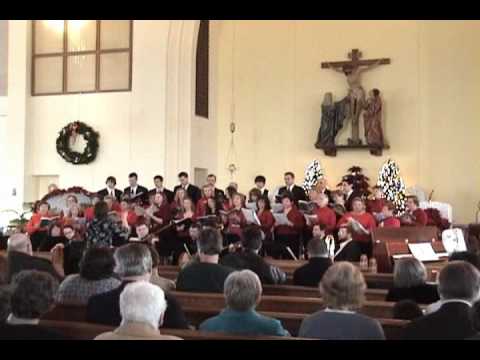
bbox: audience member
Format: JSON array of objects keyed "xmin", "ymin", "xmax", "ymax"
[
  {"xmin": 95, "ymin": 281, "xmax": 182, "ymax": 340},
  {"xmin": 393, "ymin": 300, "xmax": 423, "ymax": 321},
  {"xmin": 176, "ymin": 228, "xmax": 235, "ymax": 293},
  {"xmin": 299, "ymin": 262, "xmax": 385, "ymax": 340},
  {"xmin": 56, "ymin": 247, "xmax": 121, "ymax": 305},
  {"xmin": 0, "ymin": 286, "xmax": 11, "ymax": 323},
  {"xmin": 39, "ymin": 222, "xmax": 66, "ymax": 252},
  {"xmin": 333, "ymin": 224, "xmax": 362, "ymax": 262},
  {"xmin": 293, "ymin": 236, "xmax": 333, "ymax": 287},
  {"xmin": 401, "ymin": 195, "xmax": 428, "ymax": 226},
  {"xmin": 86, "ymin": 243, "xmax": 188, "ymax": 329},
  {"xmin": 403, "ymin": 261, "xmax": 480, "ymax": 339},
  {"xmin": 199, "ymin": 270, "xmax": 289, "ymax": 336}
]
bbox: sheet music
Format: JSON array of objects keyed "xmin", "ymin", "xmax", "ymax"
[
  {"xmin": 408, "ymin": 243, "xmax": 439, "ymax": 262},
  {"xmin": 272, "ymin": 203, "xmax": 284, "ymax": 214},
  {"xmin": 304, "ymin": 214, "xmax": 318, "ymax": 227},
  {"xmin": 273, "ymin": 213, "xmax": 290, "ymax": 226},
  {"xmin": 246, "ymin": 202, "xmax": 258, "ymax": 211},
  {"xmin": 349, "ymin": 218, "xmax": 369, "ymax": 234},
  {"xmin": 241, "ymin": 208, "xmax": 261, "ymax": 225}
]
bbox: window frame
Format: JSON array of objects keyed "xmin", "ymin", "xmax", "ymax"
[{"xmin": 31, "ymin": 20, "xmax": 133, "ymax": 96}]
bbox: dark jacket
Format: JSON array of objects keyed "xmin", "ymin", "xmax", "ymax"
[
  {"xmin": 86, "ymin": 281, "xmax": 189, "ymax": 329},
  {"xmin": 149, "ymin": 188, "xmax": 174, "ymax": 203},
  {"xmin": 334, "ymin": 241, "xmax": 362, "ymax": 262},
  {"xmin": 97, "ymin": 188, "xmax": 123, "ymax": 202},
  {"xmin": 220, "ymin": 251, "xmax": 286, "ymax": 285},
  {"xmin": 0, "ymin": 324, "xmax": 68, "ymax": 340},
  {"xmin": 214, "ymin": 188, "xmax": 226, "ymax": 202},
  {"xmin": 277, "ymin": 185, "xmax": 308, "ymax": 204},
  {"xmin": 123, "ymin": 185, "xmax": 149, "ymax": 204},
  {"xmin": 293, "ymin": 257, "xmax": 333, "ymax": 287},
  {"xmin": 173, "ymin": 184, "xmax": 202, "ymax": 204},
  {"xmin": 403, "ymin": 302, "xmax": 476, "ymax": 340},
  {"xmin": 386, "ymin": 284, "xmax": 440, "ymax": 304},
  {"xmin": 7, "ymin": 251, "xmax": 62, "ymax": 283},
  {"xmin": 63, "ymin": 240, "xmax": 86, "ymax": 276},
  {"xmin": 176, "ymin": 262, "xmax": 235, "ymax": 293}
]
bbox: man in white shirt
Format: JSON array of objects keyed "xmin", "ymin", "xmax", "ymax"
[
  {"xmin": 277, "ymin": 172, "xmax": 307, "ymax": 204},
  {"xmin": 123, "ymin": 173, "xmax": 149, "ymax": 205},
  {"xmin": 98, "ymin": 176, "xmax": 123, "ymax": 202},
  {"xmin": 173, "ymin": 172, "xmax": 202, "ymax": 204}
]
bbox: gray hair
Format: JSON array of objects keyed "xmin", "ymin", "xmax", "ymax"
[
  {"xmin": 393, "ymin": 258, "xmax": 427, "ymax": 288},
  {"xmin": 114, "ymin": 243, "xmax": 152, "ymax": 278},
  {"xmin": 439, "ymin": 261, "xmax": 480, "ymax": 302},
  {"xmin": 224, "ymin": 270, "xmax": 262, "ymax": 311},
  {"xmin": 7, "ymin": 233, "xmax": 31, "ymax": 254},
  {"xmin": 119, "ymin": 281, "xmax": 167, "ymax": 329}
]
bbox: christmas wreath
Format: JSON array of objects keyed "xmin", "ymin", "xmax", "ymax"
[{"xmin": 56, "ymin": 121, "xmax": 99, "ymax": 165}]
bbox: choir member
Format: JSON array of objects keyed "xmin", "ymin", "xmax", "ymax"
[
  {"xmin": 341, "ymin": 177, "xmax": 363, "ymax": 212},
  {"xmin": 333, "ymin": 224, "xmax": 362, "ymax": 262},
  {"xmin": 401, "ymin": 196, "xmax": 428, "ymax": 226},
  {"xmin": 103, "ymin": 195, "xmax": 121, "ymax": 213},
  {"xmin": 145, "ymin": 193, "xmax": 172, "ymax": 229},
  {"xmin": 308, "ymin": 188, "xmax": 320, "ymax": 202},
  {"xmin": 118, "ymin": 198, "xmax": 139, "ymax": 230},
  {"xmin": 254, "ymin": 175, "xmax": 269, "ymax": 198},
  {"xmin": 173, "ymin": 172, "xmax": 202, "ymax": 205},
  {"xmin": 273, "ymin": 194, "xmax": 306, "ymax": 259},
  {"xmin": 97, "ymin": 176, "xmax": 123, "ymax": 202},
  {"xmin": 62, "ymin": 194, "xmax": 79, "ymax": 217},
  {"xmin": 149, "ymin": 175, "xmax": 174, "ymax": 204},
  {"xmin": 331, "ymin": 190, "xmax": 347, "ymax": 221},
  {"xmin": 277, "ymin": 172, "xmax": 308, "ymax": 204},
  {"xmin": 379, "ymin": 201, "xmax": 401, "ymax": 228},
  {"xmin": 63, "ymin": 203, "xmax": 87, "ymax": 236},
  {"xmin": 222, "ymin": 193, "xmax": 247, "ymax": 246},
  {"xmin": 315, "ymin": 178, "xmax": 333, "ymax": 204},
  {"xmin": 206, "ymin": 197, "xmax": 222, "ymax": 217},
  {"xmin": 26, "ymin": 201, "xmax": 53, "ymax": 251},
  {"xmin": 171, "ymin": 187, "xmax": 187, "ymax": 217},
  {"xmin": 312, "ymin": 193, "xmax": 337, "ymax": 234},
  {"xmin": 172, "ymin": 197, "xmax": 197, "ymax": 264},
  {"xmin": 39, "ymin": 222, "xmax": 66, "ymax": 252},
  {"xmin": 47, "ymin": 183, "xmax": 59, "ymax": 194},
  {"xmin": 195, "ymin": 184, "xmax": 215, "ymax": 217},
  {"xmin": 248, "ymin": 188, "xmax": 262, "ymax": 204},
  {"xmin": 223, "ymin": 186, "xmax": 237, "ymax": 211},
  {"xmin": 257, "ymin": 196, "xmax": 275, "ymax": 242},
  {"xmin": 366, "ymin": 185, "xmax": 386, "ymax": 219},
  {"xmin": 85, "ymin": 195, "xmax": 101, "ymax": 223},
  {"xmin": 206, "ymin": 174, "xmax": 225, "ymax": 201},
  {"xmin": 337, "ymin": 197, "xmax": 377, "ymax": 257},
  {"xmin": 123, "ymin": 172, "xmax": 149, "ymax": 205}
]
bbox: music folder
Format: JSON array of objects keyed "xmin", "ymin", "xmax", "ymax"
[
  {"xmin": 241, "ymin": 208, "xmax": 261, "ymax": 225},
  {"xmin": 273, "ymin": 213, "xmax": 290, "ymax": 226},
  {"xmin": 40, "ymin": 216, "xmax": 59, "ymax": 227},
  {"xmin": 407, "ymin": 243, "xmax": 439, "ymax": 262}
]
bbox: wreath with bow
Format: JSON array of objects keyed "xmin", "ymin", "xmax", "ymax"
[{"xmin": 56, "ymin": 121, "xmax": 99, "ymax": 165}]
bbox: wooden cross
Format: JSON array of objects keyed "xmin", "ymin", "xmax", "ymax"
[{"xmin": 321, "ymin": 49, "xmax": 390, "ymax": 69}]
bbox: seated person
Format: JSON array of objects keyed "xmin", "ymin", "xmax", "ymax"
[
  {"xmin": 293, "ymin": 236, "xmax": 333, "ymax": 287},
  {"xmin": 378, "ymin": 201, "xmax": 401, "ymax": 228},
  {"xmin": 200, "ymin": 270, "xmax": 289, "ymax": 336},
  {"xmin": 86, "ymin": 243, "xmax": 189, "ymax": 329},
  {"xmin": 51, "ymin": 225, "xmax": 86, "ymax": 276},
  {"xmin": 26, "ymin": 201, "xmax": 56, "ymax": 251},
  {"xmin": 221, "ymin": 225, "xmax": 286, "ymax": 285},
  {"xmin": 400, "ymin": 195, "xmax": 428, "ymax": 226},
  {"xmin": 7, "ymin": 233, "xmax": 63, "ymax": 283},
  {"xmin": 386, "ymin": 258, "xmax": 439, "ymax": 304},
  {"xmin": 299, "ymin": 262, "xmax": 385, "ymax": 340},
  {"xmin": 56, "ymin": 247, "xmax": 121, "ymax": 306},
  {"xmin": 176, "ymin": 228, "xmax": 235, "ymax": 293},
  {"xmin": 0, "ymin": 287, "xmax": 11, "ymax": 323},
  {"xmin": 0, "ymin": 270, "xmax": 67, "ymax": 340},
  {"xmin": 95, "ymin": 282, "xmax": 182, "ymax": 340},
  {"xmin": 393, "ymin": 300, "xmax": 424, "ymax": 321},
  {"xmin": 404, "ymin": 261, "xmax": 480, "ymax": 340},
  {"xmin": 148, "ymin": 245, "xmax": 176, "ymax": 292},
  {"xmin": 333, "ymin": 224, "xmax": 362, "ymax": 262}
]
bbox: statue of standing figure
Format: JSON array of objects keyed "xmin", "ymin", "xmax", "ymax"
[
  {"xmin": 315, "ymin": 92, "xmax": 350, "ymax": 149},
  {"xmin": 363, "ymin": 88, "xmax": 384, "ymax": 147}
]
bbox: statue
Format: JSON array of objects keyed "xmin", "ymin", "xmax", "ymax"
[
  {"xmin": 315, "ymin": 93, "xmax": 350, "ymax": 150},
  {"xmin": 363, "ymin": 88, "xmax": 384, "ymax": 147}
]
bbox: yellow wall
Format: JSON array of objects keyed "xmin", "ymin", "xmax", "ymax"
[{"xmin": 212, "ymin": 20, "xmax": 480, "ymax": 223}]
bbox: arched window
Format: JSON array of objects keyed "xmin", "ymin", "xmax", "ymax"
[{"xmin": 195, "ymin": 20, "xmax": 209, "ymax": 118}]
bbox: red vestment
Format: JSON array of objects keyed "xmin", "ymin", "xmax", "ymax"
[{"xmin": 337, "ymin": 212, "xmax": 377, "ymax": 243}]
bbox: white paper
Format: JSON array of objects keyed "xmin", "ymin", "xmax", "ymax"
[
  {"xmin": 272, "ymin": 203, "xmax": 284, "ymax": 214},
  {"xmin": 408, "ymin": 243, "xmax": 439, "ymax": 262},
  {"xmin": 304, "ymin": 214, "xmax": 318, "ymax": 227},
  {"xmin": 273, "ymin": 213, "xmax": 290, "ymax": 226},
  {"xmin": 246, "ymin": 202, "xmax": 258, "ymax": 211},
  {"xmin": 241, "ymin": 208, "xmax": 261, "ymax": 225}
]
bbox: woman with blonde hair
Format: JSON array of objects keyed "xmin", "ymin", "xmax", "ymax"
[{"xmin": 299, "ymin": 262, "xmax": 385, "ymax": 339}]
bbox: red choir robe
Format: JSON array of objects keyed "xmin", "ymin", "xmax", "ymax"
[
  {"xmin": 366, "ymin": 198, "xmax": 386, "ymax": 214},
  {"xmin": 379, "ymin": 216, "xmax": 401, "ymax": 228},
  {"xmin": 275, "ymin": 206, "xmax": 306, "ymax": 236},
  {"xmin": 84, "ymin": 207, "xmax": 95, "ymax": 222},
  {"xmin": 313, "ymin": 206, "xmax": 337, "ymax": 234},
  {"xmin": 337, "ymin": 211, "xmax": 377, "ymax": 243},
  {"xmin": 175, "ymin": 211, "xmax": 196, "ymax": 238},
  {"xmin": 195, "ymin": 197, "xmax": 209, "ymax": 218},
  {"xmin": 402, "ymin": 208, "xmax": 428, "ymax": 226},
  {"xmin": 26, "ymin": 213, "xmax": 52, "ymax": 235},
  {"xmin": 257, "ymin": 209, "xmax": 275, "ymax": 237},
  {"xmin": 152, "ymin": 205, "xmax": 172, "ymax": 228},
  {"xmin": 224, "ymin": 208, "xmax": 247, "ymax": 238}
]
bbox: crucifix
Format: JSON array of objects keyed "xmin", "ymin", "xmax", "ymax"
[{"xmin": 321, "ymin": 49, "xmax": 390, "ymax": 146}]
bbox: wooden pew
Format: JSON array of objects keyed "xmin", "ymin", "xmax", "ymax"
[{"xmin": 38, "ymin": 320, "xmax": 306, "ymax": 340}]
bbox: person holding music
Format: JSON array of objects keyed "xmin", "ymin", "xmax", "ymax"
[
  {"xmin": 378, "ymin": 201, "xmax": 401, "ymax": 228},
  {"xmin": 222, "ymin": 193, "xmax": 247, "ymax": 246},
  {"xmin": 400, "ymin": 195, "xmax": 428, "ymax": 226}
]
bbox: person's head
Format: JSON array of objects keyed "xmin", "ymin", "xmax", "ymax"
[
  {"xmin": 225, "ymin": 186, "xmax": 237, "ymax": 200},
  {"xmin": 351, "ymin": 197, "xmax": 365, "ymax": 213},
  {"xmin": 307, "ymin": 236, "xmax": 329, "ymax": 259},
  {"xmin": 449, "ymin": 251, "xmax": 480, "ymax": 271},
  {"xmin": 66, "ymin": 195, "xmax": 78, "ymax": 209},
  {"xmin": 393, "ymin": 258, "xmax": 427, "ymax": 288},
  {"xmin": 47, "ymin": 184, "xmax": 58, "ymax": 193},
  {"xmin": 406, "ymin": 196, "xmax": 419, "ymax": 212},
  {"xmin": 341, "ymin": 178, "xmax": 354, "ymax": 194},
  {"xmin": 393, "ymin": 300, "xmax": 423, "ymax": 321},
  {"xmin": 0, "ymin": 286, "xmax": 11, "ymax": 323},
  {"xmin": 153, "ymin": 175, "xmax": 164, "ymax": 189},
  {"xmin": 320, "ymin": 262, "xmax": 366, "ymax": 311},
  {"xmin": 197, "ymin": 228, "xmax": 222, "ymax": 258},
  {"xmin": 174, "ymin": 187, "xmax": 186, "ymax": 203},
  {"xmin": 10, "ymin": 270, "xmax": 58, "ymax": 319},
  {"xmin": 7, "ymin": 233, "xmax": 32, "ymax": 255},
  {"xmin": 49, "ymin": 223, "xmax": 62, "ymax": 238},
  {"xmin": 153, "ymin": 193, "xmax": 165, "ymax": 207},
  {"xmin": 189, "ymin": 223, "xmax": 202, "ymax": 242},
  {"xmin": 370, "ymin": 88, "xmax": 380, "ymax": 98},
  {"xmin": 119, "ymin": 281, "xmax": 167, "ymax": 329},
  {"xmin": 106, "ymin": 176, "xmax": 117, "ymax": 189},
  {"xmin": 120, "ymin": 199, "xmax": 130, "ymax": 212},
  {"xmin": 224, "ymin": 270, "xmax": 262, "ymax": 312},
  {"xmin": 254, "ymin": 176, "xmax": 266, "ymax": 189},
  {"xmin": 79, "ymin": 247, "xmax": 115, "ymax": 281},
  {"xmin": 316, "ymin": 193, "xmax": 329, "ymax": 208},
  {"xmin": 228, "ymin": 182, "xmax": 239, "ymax": 191},
  {"xmin": 37, "ymin": 201, "xmax": 50, "ymax": 216},
  {"xmin": 372, "ymin": 185, "xmax": 383, "ymax": 199},
  {"xmin": 381, "ymin": 201, "xmax": 396, "ymax": 218},
  {"xmin": 67, "ymin": 203, "xmax": 81, "ymax": 218},
  {"xmin": 284, "ymin": 172, "xmax": 295, "ymax": 187},
  {"xmin": 103, "ymin": 195, "xmax": 114, "ymax": 210},
  {"xmin": 91, "ymin": 194, "xmax": 101, "ymax": 206},
  {"xmin": 438, "ymin": 261, "xmax": 480, "ymax": 302},
  {"xmin": 206, "ymin": 174, "xmax": 217, "ymax": 187},
  {"xmin": 316, "ymin": 178, "xmax": 328, "ymax": 192},
  {"xmin": 332, "ymin": 190, "xmax": 345, "ymax": 205},
  {"xmin": 312, "ymin": 224, "xmax": 326, "ymax": 239},
  {"xmin": 178, "ymin": 172, "xmax": 189, "ymax": 186},
  {"xmin": 308, "ymin": 189, "xmax": 319, "ymax": 202},
  {"xmin": 242, "ymin": 226, "xmax": 263, "ymax": 253},
  {"xmin": 257, "ymin": 196, "xmax": 271, "ymax": 212},
  {"xmin": 338, "ymin": 224, "xmax": 353, "ymax": 242},
  {"xmin": 248, "ymin": 188, "xmax": 262, "ymax": 203},
  {"xmin": 232, "ymin": 193, "xmax": 243, "ymax": 208},
  {"xmin": 203, "ymin": 184, "xmax": 214, "ymax": 199},
  {"xmin": 94, "ymin": 200, "xmax": 109, "ymax": 220},
  {"xmin": 114, "ymin": 243, "xmax": 153, "ymax": 281},
  {"xmin": 281, "ymin": 194, "xmax": 294, "ymax": 209},
  {"xmin": 135, "ymin": 222, "xmax": 150, "ymax": 239},
  {"xmin": 183, "ymin": 197, "xmax": 195, "ymax": 213},
  {"xmin": 128, "ymin": 172, "xmax": 138, "ymax": 187},
  {"xmin": 62, "ymin": 225, "xmax": 77, "ymax": 241}
]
